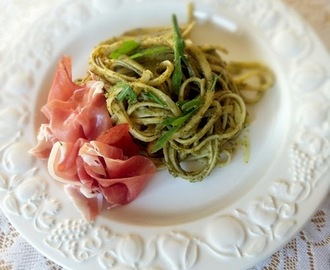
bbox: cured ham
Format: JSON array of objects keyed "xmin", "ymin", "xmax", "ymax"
[
  {"xmin": 30, "ymin": 56, "xmax": 156, "ymax": 220},
  {"xmin": 41, "ymin": 79, "xmax": 113, "ymax": 145},
  {"xmin": 64, "ymin": 185, "xmax": 103, "ymax": 221},
  {"xmin": 78, "ymin": 140, "xmax": 156, "ymax": 206},
  {"xmin": 30, "ymin": 56, "xmax": 112, "ymax": 158},
  {"xmin": 29, "ymin": 124, "xmax": 58, "ymax": 159},
  {"xmin": 96, "ymin": 123, "xmax": 140, "ymax": 157},
  {"xmin": 48, "ymin": 133, "xmax": 156, "ymax": 220},
  {"xmin": 46, "ymin": 55, "xmax": 80, "ymax": 102}
]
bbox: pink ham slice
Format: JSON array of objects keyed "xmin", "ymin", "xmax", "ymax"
[
  {"xmin": 30, "ymin": 56, "xmax": 156, "ymax": 220},
  {"xmin": 79, "ymin": 140, "xmax": 156, "ymax": 206},
  {"xmin": 64, "ymin": 185, "xmax": 103, "ymax": 221},
  {"xmin": 42, "ymin": 80, "xmax": 112, "ymax": 143},
  {"xmin": 46, "ymin": 55, "xmax": 80, "ymax": 102},
  {"xmin": 30, "ymin": 56, "xmax": 112, "ymax": 158},
  {"xmin": 30, "ymin": 124, "xmax": 58, "ymax": 159},
  {"xmin": 48, "ymin": 132, "xmax": 156, "ymax": 220}
]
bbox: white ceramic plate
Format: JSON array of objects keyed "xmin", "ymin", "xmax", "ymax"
[{"xmin": 1, "ymin": 0, "xmax": 330, "ymax": 269}]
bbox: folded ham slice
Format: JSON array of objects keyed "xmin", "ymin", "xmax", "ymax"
[
  {"xmin": 30, "ymin": 55, "xmax": 113, "ymax": 158},
  {"xmin": 48, "ymin": 135, "xmax": 155, "ymax": 220},
  {"xmin": 30, "ymin": 56, "xmax": 156, "ymax": 220},
  {"xmin": 64, "ymin": 185, "xmax": 103, "ymax": 221}
]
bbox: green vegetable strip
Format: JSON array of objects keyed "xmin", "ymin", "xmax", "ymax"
[
  {"xmin": 152, "ymin": 125, "xmax": 179, "ymax": 153},
  {"xmin": 178, "ymin": 96, "xmax": 203, "ymax": 112},
  {"xmin": 130, "ymin": 46, "xmax": 172, "ymax": 59},
  {"xmin": 142, "ymin": 91, "xmax": 167, "ymax": 106},
  {"xmin": 115, "ymin": 82, "xmax": 137, "ymax": 102},
  {"xmin": 110, "ymin": 40, "xmax": 140, "ymax": 59},
  {"xmin": 151, "ymin": 103, "xmax": 201, "ymax": 153},
  {"xmin": 172, "ymin": 14, "xmax": 185, "ymax": 93},
  {"xmin": 171, "ymin": 109, "xmax": 196, "ymax": 126}
]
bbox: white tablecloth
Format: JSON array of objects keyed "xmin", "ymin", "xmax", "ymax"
[{"xmin": 1, "ymin": 0, "xmax": 330, "ymax": 269}]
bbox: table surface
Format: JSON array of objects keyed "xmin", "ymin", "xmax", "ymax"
[{"xmin": 0, "ymin": 0, "xmax": 330, "ymax": 269}]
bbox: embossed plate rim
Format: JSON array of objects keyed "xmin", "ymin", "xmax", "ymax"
[{"xmin": 0, "ymin": 0, "xmax": 330, "ymax": 269}]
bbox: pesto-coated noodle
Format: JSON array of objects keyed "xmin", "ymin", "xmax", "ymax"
[{"xmin": 81, "ymin": 8, "xmax": 274, "ymax": 182}]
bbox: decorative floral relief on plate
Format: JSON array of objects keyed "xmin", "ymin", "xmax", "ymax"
[{"xmin": 0, "ymin": 0, "xmax": 329, "ymax": 269}]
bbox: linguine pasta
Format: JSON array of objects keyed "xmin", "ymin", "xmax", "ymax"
[{"xmin": 79, "ymin": 8, "xmax": 275, "ymax": 182}]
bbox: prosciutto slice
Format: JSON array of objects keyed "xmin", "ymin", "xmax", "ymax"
[
  {"xmin": 30, "ymin": 124, "xmax": 58, "ymax": 159},
  {"xmin": 48, "ymin": 129, "xmax": 156, "ymax": 220},
  {"xmin": 79, "ymin": 140, "xmax": 156, "ymax": 205},
  {"xmin": 64, "ymin": 185, "xmax": 103, "ymax": 221},
  {"xmin": 30, "ymin": 56, "xmax": 112, "ymax": 158},
  {"xmin": 30, "ymin": 56, "xmax": 156, "ymax": 220}
]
